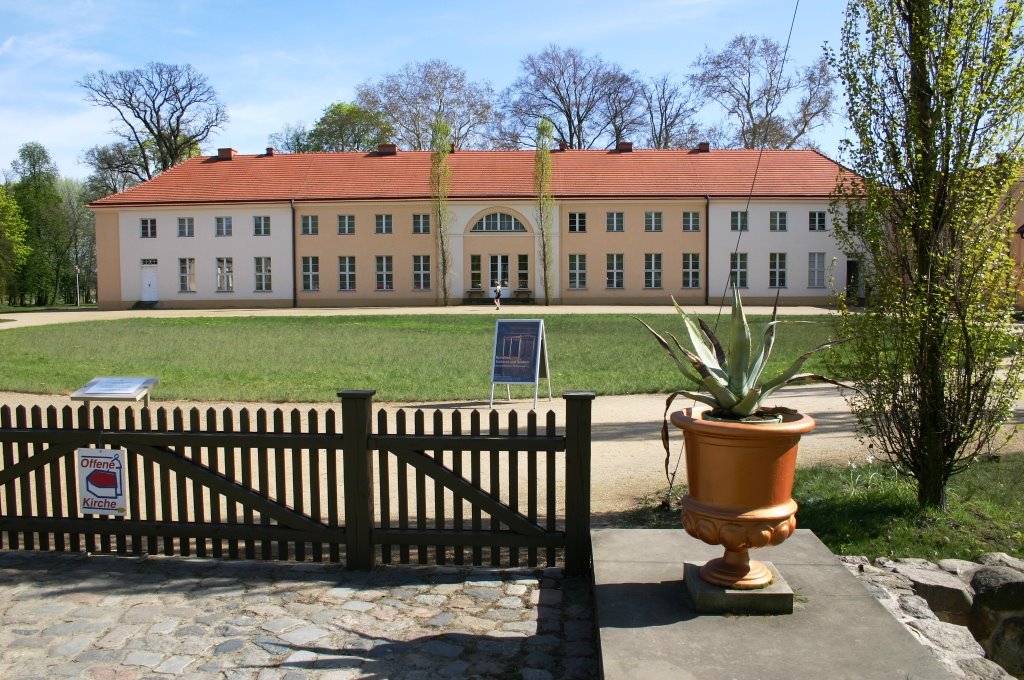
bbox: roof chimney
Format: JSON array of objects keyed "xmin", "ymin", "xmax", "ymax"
[
  {"xmin": 616, "ymin": 141, "xmax": 633, "ymax": 153},
  {"xmin": 557, "ymin": 141, "xmax": 567, "ymax": 151},
  {"xmin": 217, "ymin": 148, "xmax": 237, "ymax": 160},
  {"xmin": 696, "ymin": 142, "xmax": 710, "ymax": 153},
  {"xmin": 377, "ymin": 143, "xmax": 398, "ymax": 156},
  {"xmin": 265, "ymin": 147, "xmax": 276, "ymax": 156}
]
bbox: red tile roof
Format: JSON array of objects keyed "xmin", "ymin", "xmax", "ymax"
[{"xmin": 89, "ymin": 148, "xmax": 849, "ymax": 207}]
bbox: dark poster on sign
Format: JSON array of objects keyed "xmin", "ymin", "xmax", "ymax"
[{"xmin": 491, "ymin": 319, "xmax": 545, "ymax": 384}]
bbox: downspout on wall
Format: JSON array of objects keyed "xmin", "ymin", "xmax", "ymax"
[
  {"xmin": 704, "ymin": 194, "xmax": 711, "ymax": 305},
  {"xmin": 290, "ymin": 198, "xmax": 298, "ymax": 308}
]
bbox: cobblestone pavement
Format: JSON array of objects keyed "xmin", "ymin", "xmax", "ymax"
[{"xmin": 0, "ymin": 551, "xmax": 597, "ymax": 679}]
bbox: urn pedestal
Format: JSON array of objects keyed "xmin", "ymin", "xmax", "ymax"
[{"xmin": 670, "ymin": 410, "xmax": 815, "ymax": 589}]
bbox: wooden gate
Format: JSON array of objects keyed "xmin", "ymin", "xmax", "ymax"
[{"xmin": 0, "ymin": 391, "xmax": 594, "ymax": 574}]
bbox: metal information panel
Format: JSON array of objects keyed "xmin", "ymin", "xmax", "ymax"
[{"xmin": 490, "ymin": 319, "xmax": 552, "ymax": 409}]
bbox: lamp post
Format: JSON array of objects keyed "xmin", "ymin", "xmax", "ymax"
[{"xmin": 75, "ymin": 266, "xmax": 80, "ymax": 307}]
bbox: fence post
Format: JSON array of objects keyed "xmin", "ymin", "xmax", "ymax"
[
  {"xmin": 562, "ymin": 391, "xmax": 595, "ymax": 576},
  {"xmin": 340, "ymin": 390, "xmax": 375, "ymax": 569}
]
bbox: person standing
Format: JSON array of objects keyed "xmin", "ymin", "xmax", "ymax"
[{"xmin": 493, "ymin": 280, "xmax": 502, "ymax": 310}]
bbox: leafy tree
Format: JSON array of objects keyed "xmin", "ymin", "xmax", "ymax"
[
  {"xmin": 356, "ymin": 60, "xmax": 494, "ymax": 150},
  {"xmin": 79, "ymin": 62, "xmax": 228, "ymax": 179},
  {"xmin": 831, "ymin": 0, "xmax": 1024, "ymax": 509},
  {"xmin": 430, "ymin": 116, "xmax": 453, "ymax": 305},
  {"xmin": 8, "ymin": 143, "xmax": 63, "ymax": 305},
  {"xmin": 55, "ymin": 178, "xmax": 95, "ymax": 305},
  {"xmin": 0, "ymin": 186, "xmax": 30, "ymax": 299},
  {"xmin": 309, "ymin": 102, "xmax": 394, "ymax": 152},
  {"xmin": 691, "ymin": 34, "xmax": 834, "ymax": 149},
  {"xmin": 534, "ymin": 118, "xmax": 555, "ymax": 305},
  {"xmin": 641, "ymin": 74, "xmax": 701, "ymax": 149}
]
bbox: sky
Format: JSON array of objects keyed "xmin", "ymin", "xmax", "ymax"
[{"xmin": 0, "ymin": 0, "xmax": 851, "ymax": 180}]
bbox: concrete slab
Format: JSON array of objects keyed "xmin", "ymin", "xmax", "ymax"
[{"xmin": 592, "ymin": 528, "xmax": 953, "ymax": 680}]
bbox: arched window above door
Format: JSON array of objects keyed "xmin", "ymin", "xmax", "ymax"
[{"xmin": 471, "ymin": 212, "xmax": 526, "ymax": 232}]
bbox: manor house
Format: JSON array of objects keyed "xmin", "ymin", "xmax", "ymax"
[{"xmin": 90, "ymin": 143, "xmax": 852, "ymax": 309}]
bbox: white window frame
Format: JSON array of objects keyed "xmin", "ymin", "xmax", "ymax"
[
  {"xmin": 471, "ymin": 212, "xmax": 526, "ymax": 232},
  {"xmin": 730, "ymin": 252, "xmax": 748, "ymax": 288},
  {"xmin": 606, "ymin": 212, "xmax": 624, "ymax": 232},
  {"xmin": 375, "ymin": 214, "xmax": 393, "ymax": 234},
  {"xmin": 177, "ymin": 217, "xmax": 194, "ymax": 237},
  {"xmin": 470, "ymin": 254, "xmax": 482, "ymax": 290},
  {"xmin": 376, "ymin": 255, "xmax": 393, "ymax": 290},
  {"xmin": 215, "ymin": 257, "xmax": 234, "ymax": 292},
  {"xmin": 253, "ymin": 215, "xmax": 270, "ymax": 236},
  {"xmin": 568, "ymin": 254, "xmax": 587, "ymax": 289},
  {"xmin": 301, "ymin": 215, "xmax": 319, "ymax": 235},
  {"xmin": 730, "ymin": 211, "xmax": 748, "ymax": 232},
  {"xmin": 412, "ymin": 214, "xmax": 430, "ymax": 234},
  {"xmin": 568, "ymin": 212, "xmax": 587, "ymax": 233},
  {"xmin": 682, "ymin": 253, "xmax": 701, "ymax": 288},
  {"xmin": 770, "ymin": 211, "xmax": 788, "ymax": 232},
  {"xmin": 302, "ymin": 256, "xmax": 319, "ymax": 291},
  {"xmin": 809, "ymin": 211, "xmax": 827, "ymax": 232},
  {"xmin": 338, "ymin": 256, "xmax": 356, "ymax": 291},
  {"xmin": 413, "ymin": 254, "xmax": 430, "ymax": 290},
  {"xmin": 141, "ymin": 218, "xmax": 157, "ymax": 239},
  {"xmin": 254, "ymin": 257, "xmax": 272, "ymax": 292},
  {"xmin": 178, "ymin": 257, "xmax": 195, "ymax": 292},
  {"xmin": 338, "ymin": 215, "xmax": 355, "ymax": 235},
  {"xmin": 644, "ymin": 253, "xmax": 662, "ymax": 289},
  {"xmin": 808, "ymin": 252, "xmax": 827, "ymax": 288},
  {"xmin": 215, "ymin": 216, "xmax": 232, "ymax": 237},
  {"xmin": 644, "ymin": 211, "xmax": 662, "ymax": 232},
  {"xmin": 682, "ymin": 211, "xmax": 700, "ymax": 232},
  {"xmin": 606, "ymin": 253, "xmax": 624, "ymax": 289},
  {"xmin": 769, "ymin": 252, "xmax": 787, "ymax": 288}
]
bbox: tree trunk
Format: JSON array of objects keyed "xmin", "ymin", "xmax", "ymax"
[{"xmin": 916, "ymin": 464, "xmax": 948, "ymax": 510}]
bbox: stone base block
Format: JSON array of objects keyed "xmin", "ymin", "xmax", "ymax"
[{"xmin": 684, "ymin": 561, "xmax": 794, "ymax": 615}]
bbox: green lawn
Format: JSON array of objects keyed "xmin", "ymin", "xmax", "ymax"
[
  {"xmin": 625, "ymin": 456, "xmax": 1024, "ymax": 560},
  {"xmin": 0, "ymin": 313, "xmax": 842, "ymax": 402}
]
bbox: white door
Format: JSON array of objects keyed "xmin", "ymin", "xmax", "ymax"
[
  {"xmin": 140, "ymin": 264, "xmax": 158, "ymax": 302},
  {"xmin": 489, "ymin": 255, "xmax": 510, "ymax": 298}
]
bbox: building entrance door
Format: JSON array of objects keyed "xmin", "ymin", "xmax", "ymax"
[
  {"xmin": 489, "ymin": 255, "xmax": 510, "ymax": 299},
  {"xmin": 140, "ymin": 262, "xmax": 159, "ymax": 302}
]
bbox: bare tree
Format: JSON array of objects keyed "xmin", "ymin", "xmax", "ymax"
[
  {"xmin": 690, "ymin": 34, "xmax": 834, "ymax": 149},
  {"xmin": 641, "ymin": 74, "xmax": 701, "ymax": 149},
  {"xmin": 267, "ymin": 122, "xmax": 312, "ymax": 153},
  {"xmin": 503, "ymin": 45, "xmax": 614, "ymax": 149},
  {"xmin": 79, "ymin": 62, "xmax": 228, "ymax": 178},
  {"xmin": 356, "ymin": 60, "xmax": 494, "ymax": 150},
  {"xmin": 82, "ymin": 143, "xmax": 144, "ymax": 198},
  {"xmin": 601, "ymin": 66, "xmax": 646, "ymax": 146}
]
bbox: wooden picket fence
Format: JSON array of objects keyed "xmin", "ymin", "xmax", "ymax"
[{"xmin": 0, "ymin": 390, "xmax": 594, "ymax": 574}]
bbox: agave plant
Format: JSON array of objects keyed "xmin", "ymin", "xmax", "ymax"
[{"xmin": 638, "ymin": 287, "xmax": 846, "ymax": 420}]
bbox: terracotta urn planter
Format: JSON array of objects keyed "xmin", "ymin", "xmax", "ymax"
[{"xmin": 671, "ymin": 409, "xmax": 815, "ymax": 589}]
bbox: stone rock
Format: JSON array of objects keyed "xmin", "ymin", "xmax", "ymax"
[
  {"xmin": 893, "ymin": 566, "xmax": 974, "ymax": 620},
  {"xmin": 970, "ymin": 567, "xmax": 1024, "ymax": 612},
  {"xmin": 893, "ymin": 557, "xmax": 942, "ymax": 570},
  {"xmin": 905, "ymin": 618, "xmax": 985, "ymax": 661},
  {"xmin": 955, "ymin": 656, "xmax": 1015, "ymax": 680},
  {"xmin": 989, "ymin": 616, "xmax": 1024, "ymax": 677},
  {"xmin": 938, "ymin": 559, "xmax": 984, "ymax": 584},
  {"xmin": 898, "ymin": 594, "xmax": 939, "ymax": 621},
  {"xmin": 975, "ymin": 553, "xmax": 1024, "ymax": 576}
]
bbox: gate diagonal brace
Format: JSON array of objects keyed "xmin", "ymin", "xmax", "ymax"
[
  {"xmin": 387, "ymin": 446, "xmax": 544, "ymax": 537},
  {"xmin": 110, "ymin": 436, "xmax": 327, "ymax": 534}
]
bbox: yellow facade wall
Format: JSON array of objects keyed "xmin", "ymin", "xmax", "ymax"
[{"xmin": 94, "ymin": 210, "xmax": 124, "ymax": 310}]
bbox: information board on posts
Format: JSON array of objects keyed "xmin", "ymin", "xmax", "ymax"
[{"xmin": 490, "ymin": 319, "xmax": 551, "ymax": 408}]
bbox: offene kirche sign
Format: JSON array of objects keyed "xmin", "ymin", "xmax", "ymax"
[
  {"xmin": 77, "ymin": 448, "xmax": 128, "ymax": 516},
  {"xmin": 489, "ymin": 319, "xmax": 552, "ymax": 409}
]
